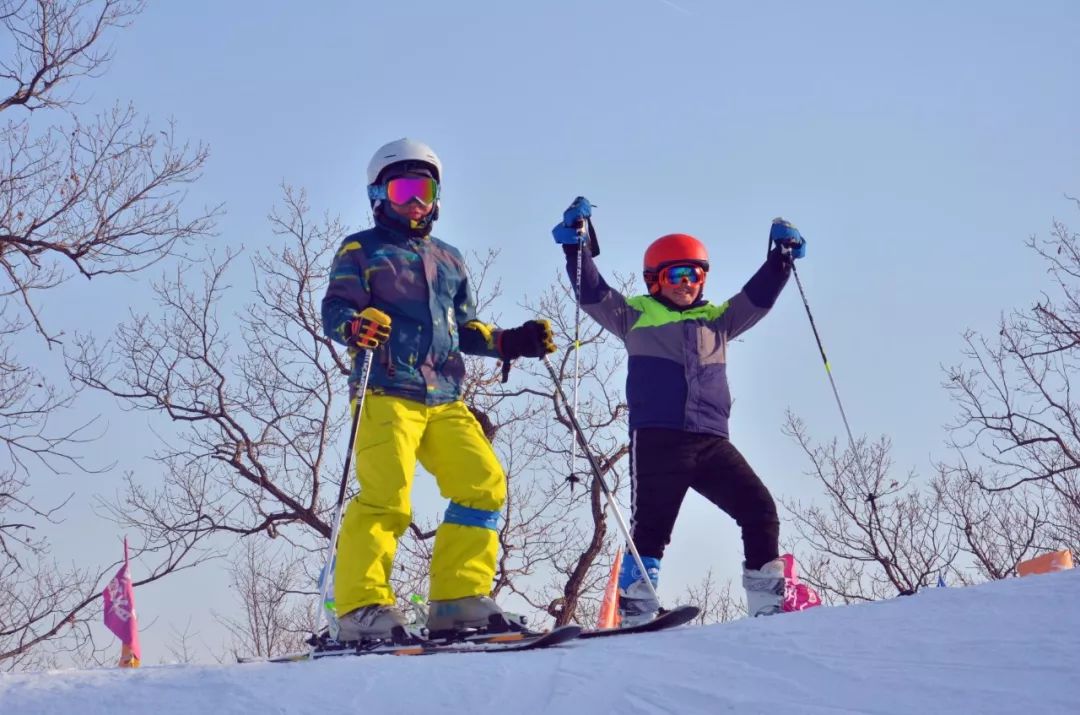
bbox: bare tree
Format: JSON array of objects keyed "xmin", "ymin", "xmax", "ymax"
[
  {"xmin": 68, "ymin": 187, "xmax": 344, "ymax": 623},
  {"xmin": 933, "ymin": 465, "xmax": 1048, "ymax": 580},
  {"xmin": 780, "ymin": 209, "xmax": 1080, "ymax": 601},
  {"xmin": 216, "ymin": 539, "xmax": 314, "ymax": 661},
  {"xmin": 681, "ymin": 569, "xmax": 743, "ymax": 625},
  {"xmin": 780, "ymin": 413, "xmax": 960, "ymax": 602},
  {"xmin": 2, "ymin": 0, "xmax": 139, "ymax": 113},
  {"xmin": 943, "ymin": 204, "xmax": 1080, "ymax": 554},
  {"xmin": 0, "ymin": 0, "xmax": 216, "ymax": 667},
  {"xmin": 1, "ymin": 531, "xmax": 212, "ymax": 669},
  {"xmin": 162, "ymin": 617, "xmax": 202, "ymax": 665},
  {"xmin": 1042, "ymin": 472, "xmax": 1080, "ymax": 554}
]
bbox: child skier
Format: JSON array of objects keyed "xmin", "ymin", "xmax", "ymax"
[
  {"xmin": 552, "ymin": 197, "xmax": 807, "ymax": 624},
  {"xmin": 321, "ymin": 138, "xmax": 556, "ymax": 640}
]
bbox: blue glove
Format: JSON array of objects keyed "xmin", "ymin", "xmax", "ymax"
[
  {"xmin": 552, "ymin": 221, "xmax": 582, "ymax": 245},
  {"xmin": 563, "ymin": 196, "xmax": 592, "ymax": 225},
  {"xmin": 770, "ymin": 217, "xmax": 807, "ymax": 259},
  {"xmin": 552, "ymin": 196, "xmax": 593, "ymax": 245}
]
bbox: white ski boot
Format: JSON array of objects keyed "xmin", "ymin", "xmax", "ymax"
[
  {"xmin": 336, "ymin": 603, "xmax": 408, "ymax": 641},
  {"xmin": 427, "ymin": 595, "xmax": 517, "ymax": 634},
  {"xmin": 743, "ymin": 558, "xmax": 785, "ymax": 617}
]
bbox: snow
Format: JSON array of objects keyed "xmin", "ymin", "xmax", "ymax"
[{"xmin": 3, "ymin": 570, "xmax": 1078, "ymax": 715}]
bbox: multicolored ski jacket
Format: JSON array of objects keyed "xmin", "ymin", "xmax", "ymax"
[
  {"xmin": 322, "ymin": 218, "xmax": 503, "ymax": 405},
  {"xmin": 566, "ymin": 245, "xmax": 790, "ymax": 437}
]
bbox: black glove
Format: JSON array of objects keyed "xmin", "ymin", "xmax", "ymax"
[{"xmin": 498, "ymin": 319, "xmax": 557, "ymax": 360}]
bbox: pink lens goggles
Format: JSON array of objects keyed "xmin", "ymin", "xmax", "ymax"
[{"xmin": 385, "ymin": 176, "xmax": 439, "ymax": 206}]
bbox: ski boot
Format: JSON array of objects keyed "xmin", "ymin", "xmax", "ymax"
[
  {"xmin": 336, "ymin": 603, "xmax": 410, "ymax": 641},
  {"xmin": 426, "ymin": 596, "xmax": 525, "ymax": 638},
  {"xmin": 617, "ymin": 554, "xmax": 661, "ymax": 628},
  {"xmin": 743, "ymin": 558, "xmax": 785, "ymax": 617}
]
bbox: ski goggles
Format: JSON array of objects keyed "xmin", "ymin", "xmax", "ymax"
[
  {"xmin": 368, "ymin": 176, "xmax": 440, "ymax": 206},
  {"xmin": 658, "ymin": 264, "xmax": 705, "ymax": 287},
  {"xmin": 387, "ymin": 176, "xmax": 438, "ymax": 206}
]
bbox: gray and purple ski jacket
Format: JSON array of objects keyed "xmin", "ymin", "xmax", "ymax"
[{"xmin": 565, "ymin": 245, "xmax": 790, "ymax": 438}]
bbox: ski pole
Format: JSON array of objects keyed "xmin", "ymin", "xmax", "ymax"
[
  {"xmin": 567, "ymin": 215, "xmax": 600, "ymax": 489},
  {"xmin": 541, "ymin": 354, "xmax": 662, "ymax": 607},
  {"xmin": 775, "ymin": 223, "xmax": 872, "ymax": 484},
  {"xmin": 312, "ymin": 348, "xmax": 375, "ymax": 648},
  {"xmin": 567, "ymin": 217, "xmax": 586, "ymax": 490}
]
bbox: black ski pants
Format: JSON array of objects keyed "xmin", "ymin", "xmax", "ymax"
[{"xmin": 629, "ymin": 428, "xmax": 780, "ymax": 571}]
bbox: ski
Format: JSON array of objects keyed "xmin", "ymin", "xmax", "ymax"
[
  {"xmin": 238, "ymin": 624, "xmax": 582, "ymax": 664},
  {"xmin": 579, "ymin": 604, "xmax": 700, "ymax": 639},
  {"xmin": 237, "ymin": 605, "xmax": 698, "ymax": 662}
]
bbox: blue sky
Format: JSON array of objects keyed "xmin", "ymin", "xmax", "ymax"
[{"xmin": 16, "ymin": 0, "xmax": 1080, "ymax": 661}]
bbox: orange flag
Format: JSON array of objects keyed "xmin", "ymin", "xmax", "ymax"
[
  {"xmin": 1017, "ymin": 549, "xmax": 1074, "ymax": 578},
  {"xmin": 596, "ymin": 547, "xmax": 622, "ymax": 629}
]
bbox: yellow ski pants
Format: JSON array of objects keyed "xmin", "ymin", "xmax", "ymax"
[{"xmin": 334, "ymin": 394, "xmax": 506, "ymax": 615}]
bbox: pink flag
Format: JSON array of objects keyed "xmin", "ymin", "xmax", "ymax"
[
  {"xmin": 103, "ymin": 537, "xmax": 141, "ymax": 667},
  {"xmin": 780, "ymin": 553, "xmax": 822, "ymax": 612}
]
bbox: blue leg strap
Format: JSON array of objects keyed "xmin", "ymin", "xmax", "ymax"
[{"xmin": 444, "ymin": 501, "xmax": 500, "ymax": 531}]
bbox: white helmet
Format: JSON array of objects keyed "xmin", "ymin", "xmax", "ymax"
[{"xmin": 366, "ymin": 138, "xmax": 442, "ymax": 186}]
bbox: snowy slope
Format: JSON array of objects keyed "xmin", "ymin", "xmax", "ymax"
[{"xmin": 2, "ymin": 570, "xmax": 1078, "ymax": 715}]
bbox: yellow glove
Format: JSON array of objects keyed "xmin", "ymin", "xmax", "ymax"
[{"xmin": 346, "ymin": 307, "xmax": 392, "ymax": 350}]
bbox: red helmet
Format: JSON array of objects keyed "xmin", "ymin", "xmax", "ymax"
[{"xmin": 643, "ymin": 233, "xmax": 710, "ymax": 294}]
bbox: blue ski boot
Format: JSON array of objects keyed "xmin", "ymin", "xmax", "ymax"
[{"xmin": 618, "ymin": 553, "xmax": 661, "ymax": 627}]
